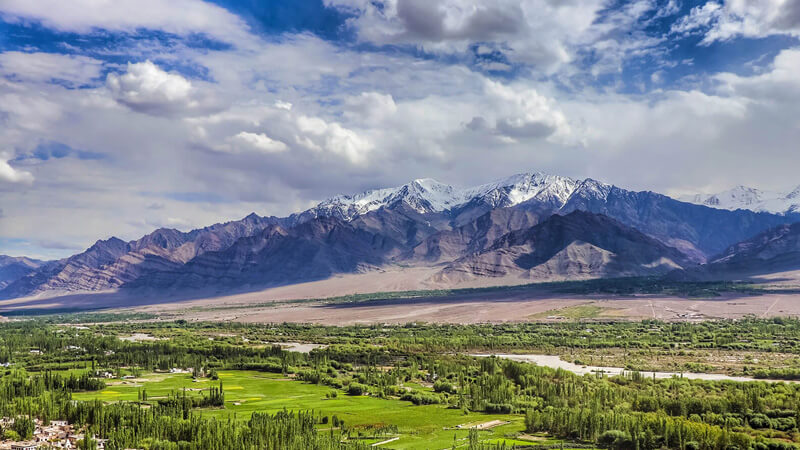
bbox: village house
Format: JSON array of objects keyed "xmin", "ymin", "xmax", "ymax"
[{"xmin": 0, "ymin": 417, "xmax": 94, "ymax": 450}]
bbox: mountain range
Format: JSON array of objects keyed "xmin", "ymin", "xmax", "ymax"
[
  {"xmin": 681, "ymin": 185, "xmax": 800, "ymax": 215},
  {"xmin": 2, "ymin": 171, "xmax": 799, "ymax": 301}
]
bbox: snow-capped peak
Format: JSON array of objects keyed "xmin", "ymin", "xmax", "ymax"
[
  {"xmin": 679, "ymin": 185, "xmax": 800, "ymax": 215},
  {"xmin": 785, "ymin": 185, "xmax": 800, "ymax": 200},
  {"xmin": 306, "ymin": 171, "xmax": 607, "ymax": 221},
  {"xmin": 464, "ymin": 172, "xmax": 581, "ymax": 208}
]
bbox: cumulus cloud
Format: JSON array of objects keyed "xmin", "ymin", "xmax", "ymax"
[
  {"xmin": 106, "ymin": 61, "xmax": 213, "ymax": 116},
  {"xmin": 391, "ymin": 0, "xmax": 525, "ymax": 41},
  {"xmin": 465, "ymin": 80, "xmax": 573, "ymax": 143},
  {"xmin": 672, "ymin": 0, "xmax": 800, "ymax": 44},
  {"xmin": 228, "ymin": 132, "xmax": 288, "ymax": 154},
  {"xmin": 0, "ymin": 52, "xmax": 103, "ymax": 86},
  {"xmin": 715, "ymin": 47, "xmax": 800, "ymax": 103},
  {"xmin": 343, "ymin": 92, "xmax": 397, "ymax": 123},
  {"xmin": 296, "ymin": 115, "xmax": 373, "ymax": 164},
  {"xmin": 325, "ymin": 0, "xmax": 606, "ymax": 72}
]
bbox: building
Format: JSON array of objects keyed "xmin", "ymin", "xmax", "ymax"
[
  {"xmin": 11, "ymin": 443, "xmax": 38, "ymax": 450},
  {"xmin": 0, "ymin": 417, "xmax": 82, "ymax": 450}
]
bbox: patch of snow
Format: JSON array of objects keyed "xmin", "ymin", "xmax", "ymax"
[
  {"xmin": 679, "ymin": 185, "xmax": 800, "ymax": 215},
  {"xmin": 306, "ymin": 171, "xmax": 604, "ymax": 221}
]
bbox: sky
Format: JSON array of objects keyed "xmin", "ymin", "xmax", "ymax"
[{"xmin": 0, "ymin": 0, "xmax": 799, "ymax": 259}]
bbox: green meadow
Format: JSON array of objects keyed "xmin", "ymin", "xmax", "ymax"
[{"xmin": 72, "ymin": 370, "xmax": 536, "ymax": 448}]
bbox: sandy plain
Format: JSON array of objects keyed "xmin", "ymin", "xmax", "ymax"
[{"xmin": 2, "ymin": 267, "xmax": 800, "ymax": 325}]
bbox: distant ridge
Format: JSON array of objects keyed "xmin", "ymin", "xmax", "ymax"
[{"xmin": 681, "ymin": 185, "xmax": 800, "ymax": 215}]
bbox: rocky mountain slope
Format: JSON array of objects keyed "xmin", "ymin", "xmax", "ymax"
[
  {"xmin": 0, "ymin": 255, "xmax": 44, "ymax": 290},
  {"xmin": 436, "ymin": 211, "xmax": 693, "ymax": 283},
  {"xmin": 127, "ymin": 217, "xmax": 402, "ymax": 293},
  {"xmin": 705, "ymin": 222, "xmax": 800, "ymax": 274},
  {"xmin": 0, "ymin": 214, "xmax": 281, "ymax": 298}
]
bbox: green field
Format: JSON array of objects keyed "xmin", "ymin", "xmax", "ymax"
[
  {"xmin": 529, "ymin": 304, "xmax": 624, "ymax": 319},
  {"xmin": 73, "ymin": 370, "xmax": 532, "ymax": 448}
]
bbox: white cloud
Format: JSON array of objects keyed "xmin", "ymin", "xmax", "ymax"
[
  {"xmin": 296, "ymin": 115, "xmax": 373, "ymax": 164},
  {"xmin": 0, "ymin": 154, "xmax": 33, "ymax": 184},
  {"xmin": 0, "ymin": 0, "xmax": 253, "ymax": 46},
  {"xmin": 0, "ymin": 52, "xmax": 103, "ymax": 86},
  {"xmin": 106, "ymin": 60, "xmax": 212, "ymax": 116},
  {"xmin": 715, "ymin": 47, "xmax": 800, "ymax": 103},
  {"xmin": 343, "ymin": 92, "xmax": 397, "ymax": 123},
  {"xmin": 325, "ymin": 0, "xmax": 609, "ymax": 73},
  {"xmin": 673, "ymin": 0, "xmax": 800, "ymax": 44},
  {"xmin": 228, "ymin": 131, "xmax": 288, "ymax": 154},
  {"xmin": 671, "ymin": 2, "xmax": 722, "ymax": 34},
  {"xmin": 479, "ymin": 80, "xmax": 574, "ymax": 143}
]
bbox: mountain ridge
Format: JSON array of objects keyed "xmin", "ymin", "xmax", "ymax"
[
  {"xmin": 0, "ymin": 255, "xmax": 44, "ymax": 290},
  {"xmin": 436, "ymin": 211, "xmax": 693, "ymax": 284},
  {"xmin": 681, "ymin": 185, "xmax": 800, "ymax": 215},
  {"xmin": 2, "ymin": 170, "xmax": 799, "ymax": 300}
]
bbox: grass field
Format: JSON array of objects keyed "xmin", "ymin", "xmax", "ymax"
[
  {"xmin": 72, "ymin": 370, "xmax": 535, "ymax": 448},
  {"xmin": 529, "ymin": 304, "xmax": 624, "ymax": 320}
]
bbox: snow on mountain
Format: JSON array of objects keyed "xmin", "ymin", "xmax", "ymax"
[
  {"xmin": 680, "ymin": 185, "xmax": 800, "ymax": 215},
  {"xmin": 306, "ymin": 172, "xmax": 590, "ymax": 220}
]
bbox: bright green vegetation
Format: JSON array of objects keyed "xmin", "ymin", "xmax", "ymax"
[
  {"xmin": 73, "ymin": 370, "xmax": 523, "ymax": 448},
  {"xmin": 5, "ymin": 319, "xmax": 800, "ymax": 448}
]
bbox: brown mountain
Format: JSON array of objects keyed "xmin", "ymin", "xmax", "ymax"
[
  {"xmin": 405, "ymin": 200, "xmax": 554, "ymax": 263},
  {"xmin": 436, "ymin": 211, "xmax": 693, "ymax": 283},
  {"xmin": 704, "ymin": 222, "xmax": 800, "ymax": 275},
  {"xmin": 0, "ymin": 214, "xmax": 280, "ymax": 298},
  {"xmin": 126, "ymin": 216, "xmax": 403, "ymax": 293}
]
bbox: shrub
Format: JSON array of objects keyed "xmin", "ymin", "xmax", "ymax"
[{"xmin": 348, "ymin": 382, "xmax": 367, "ymax": 396}]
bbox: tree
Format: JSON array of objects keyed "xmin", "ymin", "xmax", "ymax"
[
  {"xmin": 598, "ymin": 430, "xmax": 632, "ymax": 450},
  {"xmin": 13, "ymin": 415, "xmax": 34, "ymax": 440},
  {"xmin": 78, "ymin": 436, "xmax": 97, "ymax": 450}
]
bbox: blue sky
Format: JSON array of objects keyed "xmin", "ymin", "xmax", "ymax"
[{"xmin": 0, "ymin": 0, "xmax": 799, "ymax": 259}]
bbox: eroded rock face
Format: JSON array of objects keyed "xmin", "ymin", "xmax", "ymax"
[{"xmin": 436, "ymin": 211, "xmax": 691, "ymax": 283}]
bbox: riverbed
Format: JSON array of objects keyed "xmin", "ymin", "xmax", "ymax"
[{"xmin": 471, "ymin": 353, "xmax": 796, "ymax": 383}]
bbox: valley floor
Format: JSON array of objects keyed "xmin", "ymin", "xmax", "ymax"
[
  {"xmin": 3, "ymin": 267, "xmax": 800, "ymax": 324},
  {"xmin": 151, "ymin": 293, "xmax": 800, "ymax": 324}
]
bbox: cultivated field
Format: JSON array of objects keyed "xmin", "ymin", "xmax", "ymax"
[{"xmin": 72, "ymin": 370, "xmax": 534, "ymax": 448}]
